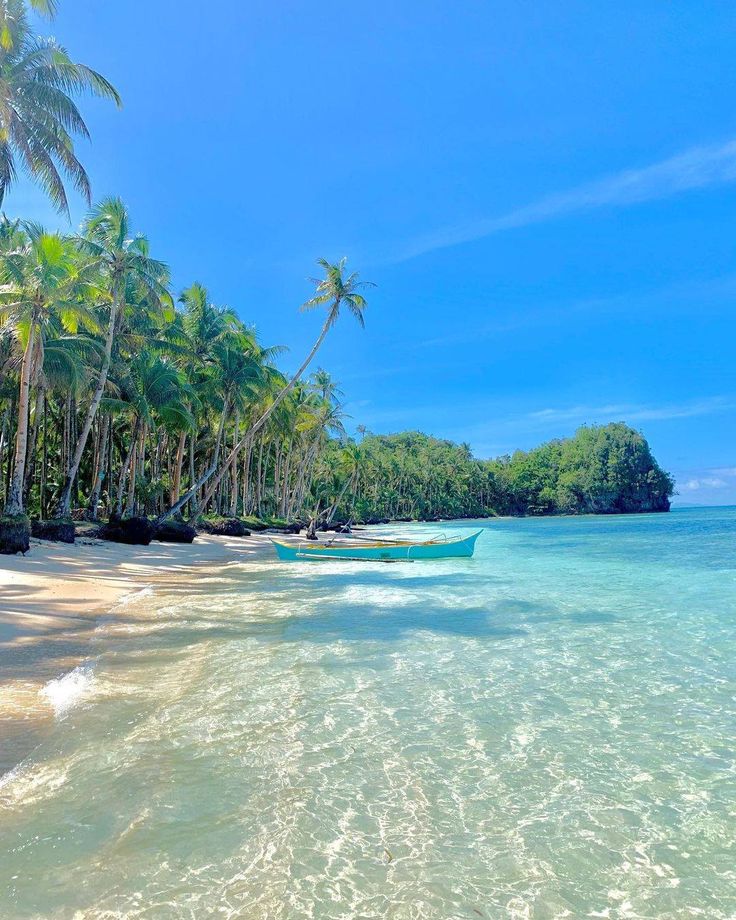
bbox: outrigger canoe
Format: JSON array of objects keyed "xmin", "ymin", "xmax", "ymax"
[{"xmin": 270, "ymin": 530, "xmax": 482, "ymax": 562}]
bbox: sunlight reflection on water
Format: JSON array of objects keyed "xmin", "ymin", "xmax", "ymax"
[{"xmin": 1, "ymin": 508, "xmax": 735, "ymax": 919}]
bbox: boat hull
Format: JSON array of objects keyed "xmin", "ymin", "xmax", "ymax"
[{"xmin": 270, "ymin": 530, "xmax": 482, "ymax": 561}]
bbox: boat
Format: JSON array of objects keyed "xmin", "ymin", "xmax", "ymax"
[{"xmin": 270, "ymin": 529, "xmax": 483, "ymax": 562}]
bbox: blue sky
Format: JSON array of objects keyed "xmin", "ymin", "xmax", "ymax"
[{"xmin": 9, "ymin": 1, "xmax": 736, "ymax": 505}]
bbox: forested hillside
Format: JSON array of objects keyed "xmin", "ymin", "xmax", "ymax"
[{"xmin": 324, "ymin": 424, "xmax": 674, "ymax": 523}]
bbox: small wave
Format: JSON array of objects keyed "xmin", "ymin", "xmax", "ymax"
[
  {"xmin": 117, "ymin": 585, "xmax": 155, "ymax": 606},
  {"xmin": 41, "ymin": 664, "xmax": 95, "ymax": 717}
]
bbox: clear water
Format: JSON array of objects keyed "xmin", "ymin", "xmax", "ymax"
[{"xmin": 1, "ymin": 507, "xmax": 735, "ymax": 919}]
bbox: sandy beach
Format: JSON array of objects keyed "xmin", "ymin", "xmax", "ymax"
[{"xmin": 0, "ymin": 533, "xmax": 274, "ymax": 774}]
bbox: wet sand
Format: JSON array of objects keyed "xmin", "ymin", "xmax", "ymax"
[{"xmin": 0, "ymin": 533, "xmax": 274, "ymax": 774}]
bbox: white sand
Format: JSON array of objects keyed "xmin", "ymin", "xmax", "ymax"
[{"xmin": 0, "ymin": 532, "xmax": 274, "ymax": 772}]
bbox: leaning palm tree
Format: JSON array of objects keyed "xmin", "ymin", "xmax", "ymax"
[
  {"xmin": 0, "ymin": 0, "xmax": 120, "ymax": 213},
  {"xmin": 163, "ymin": 258, "xmax": 373, "ymax": 521},
  {"xmin": 54, "ymin": 198, "xmax": 172, "ymax": 520}
]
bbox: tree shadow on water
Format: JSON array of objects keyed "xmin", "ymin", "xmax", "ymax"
[
  {"xmin": 280, "ymin": 603, "xmax": 529, "ymax": 643},
  {"xmin": 568, "ymin": 610, "xmax": 619, "ymax": 625},
  {"xmin": 109, "ymin": 602, "xmax": 530, "ymax": 654}
]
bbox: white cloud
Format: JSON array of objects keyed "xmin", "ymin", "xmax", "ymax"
[
  {"xmin": 681, "ymin": 477, "xmax": 727, "ymax": 491},
  {"xmin": 392, "ymin": 138, "xmax": 736, "ymax": 263}
]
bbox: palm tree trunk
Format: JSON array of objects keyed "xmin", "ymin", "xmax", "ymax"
[
  {"xmin": 159, "ymin": 312, "xmax": 334, "ymax": 523},
  {"xmin": 41, "ymin": 395, "xmax": 48, "ymax": 518},
  {"xmin": 229, "ymin": 411, "xmax": 240, "ymax": 516},
  {"xmin": 5, "ymin": 322, "xmax": 36, "ymax": 516},
  {"xmin": 55, "ymin": 295, "xmax": 120, "ymax": 519},
  {"xmin": 124, "ymin": 433, "xmax": 139, "ymax": 517},
  {"xmin": 326, "ymin": 472, "xmax": 355, "ymax": 524},
  {"xmin": 115, "ymin": 418, "xmax": 139, "ymax": 518},
  {"xmin": 170, "ymin": 429, "xmax": 187, "ymax": 506},
  {"xmin": 23, "ymin": 384, "xmax": 44, "ymax": 506},
  {"xmin": 254, "ymin": 441, "xmax": 264, "ymax": 517},
  {"xmin": 0, "ymin": 407, "xmax": 9, "ymax": 501},
  {"xmin": 87, "ymin": 413, "xmax": 111, "ymax": 520},
  {"xmin": 280, "ymin": 440, "xmax": 292, "ymax": 518},
  {"xmin": 242, "ymin": 441, "xmax": 251, "ymax": 513}
]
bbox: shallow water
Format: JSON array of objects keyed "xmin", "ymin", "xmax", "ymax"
[{"xmin": 1, "ymin": 507, "xmax": 735, "ymax": 919}]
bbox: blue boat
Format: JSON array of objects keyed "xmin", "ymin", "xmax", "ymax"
[{"xmin": 270, "ymin": 529, "xmax": 483, "ymax": 562}]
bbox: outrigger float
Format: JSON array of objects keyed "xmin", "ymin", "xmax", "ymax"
[{"xmin": 270, "ymin": 529, "xmax": 483, "ymax": 562}]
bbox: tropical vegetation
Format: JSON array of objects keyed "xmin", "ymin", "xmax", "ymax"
[
  {"xmin": 0, "ymin": 206, "xmax": 673, "ymax": 553},
  {"xmin": 0, "ymin": 203, "xmax": 375, "ymax": 552},
  {"xmin": 0, "ymin": 0, "xmax": 674, "ymax": 554},
  {"xmin": 336, "ymin": 425, "xmax": 674, "ymax": 523},
  {"xmin": 0, "ymin": 0, "xmax": 120, "ymax": 214}
]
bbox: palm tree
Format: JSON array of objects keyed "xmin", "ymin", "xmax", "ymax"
[
  {"xmin": 106, "ymin": 353, "xmax": 191, "ymax": 517},
  {"xmin": 0, "ymin": 0, "xmax": 121, "ymax": 213},
  {"xmin": 0, "ymin": 227, "xmax": 93, "ymax": 525},
  {"xmin": 1, "ymin": 0, "xmax": 57, "ymax": 44},
  {"xmin": 54, "ymin": 198, "xmax": 171, "ymax": 519},
  {"xmin": 161, "ymin": 257, "xmax": 373, "ymax": 521}
]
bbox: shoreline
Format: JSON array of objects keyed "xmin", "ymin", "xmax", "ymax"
[
  {"xmin": 0, "ymin": 507, "xmax": 693, "ymax": 776},
  {"xmin": 0, "ymin": 532, "xmax": 275, "ymax": 775}
]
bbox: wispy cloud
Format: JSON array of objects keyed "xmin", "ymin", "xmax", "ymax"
[
  {"xmin": 357, "ymin": 395, "xmax": 735, "ymax": 445},
  {"xmin": 392, "ymin": 138, "xmax": 736, "ymax": 263},
  {"xmin": 410, "ymin": 273, "xmax": 736, "ymax": 351},
  {"xmin": 526, "ymin": 396, "xmax": 735, "ymax": 428}
]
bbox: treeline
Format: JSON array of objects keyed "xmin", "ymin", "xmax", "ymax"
[
  {"xmin": 0, "ymin": 205, "xmax": 674, "ymax": 555},
  {"xmin": 0, "ymin": 204, "xmax": 373, "ymax": 552},
  {"xmin": 323, "ymin": 424, "xmax": 673, "ymax": 523}
]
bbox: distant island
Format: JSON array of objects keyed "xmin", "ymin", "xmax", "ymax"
[{"xmin": 339, "ymin": 422, "xmax": 674, "ymax": 523}]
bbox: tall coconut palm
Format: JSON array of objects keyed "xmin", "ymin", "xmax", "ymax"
[
  {"xmin": 54, "ymin": 198, "xmax": 171, "ymax": 519},
  {"xmin": 0, "ymin": 227, "xmax": 94, "ymax": 520},
  {"xmin": 0, "ymin": 0, "xmax": 120, "ymax": 213},
  {"xmin": 105, "ymin": 353, "xmax": 191, "ymax": 517},
  {"xmin": 161, "ymin": 257, "xmax": 373, "ymax": 522}
]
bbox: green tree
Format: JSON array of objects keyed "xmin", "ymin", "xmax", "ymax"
[
  {"xmin": 0, "ymin": 227, "xmax": 93, "ymax": 524},
  {"xmin": 162, "ymin": 258, "xmax": 373, "ymax": 522},
  {"xmin": 0, "ymin": 0, "xmax": 120, "ymax": 213},
  {"xmin": 55, "ymin": 198, "xmax": 171, "ymax": 519}
]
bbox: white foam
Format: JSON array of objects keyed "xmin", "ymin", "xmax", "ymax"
[
  {"xmin": 41, "ymin": 664, "xmax": 95, "ymax": 717},
  {"xmin": 117, "ymin": 585, "xmax": 154, "ymax": 606}
]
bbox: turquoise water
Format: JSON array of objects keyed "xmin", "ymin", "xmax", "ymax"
[{"xmin": 1, "ymin": 507, "xmax": 735, "ymax": 919}]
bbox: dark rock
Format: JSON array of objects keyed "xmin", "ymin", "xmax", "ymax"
[
  {"xmin": 198, "ymin": 516, "xmax": 251, "ymax": 537},
  {"xmin": 266, "ymin": 522, "xmax": 301, "ymax": 535},
  {"xmin": 243, "ymin": 519, "xmax": 268, "ymax": 531},
  {"xmin": 31, "ymin": 519, "xmax": 75, "ymax": 544},
  {"xmin": 99, "ymin": 516, "xmax": 155, "ymax": 546},
  {"xmin": 0, "ymin": 514, "xmax": 31, "ymax": 555},
  {"xmin": 155, "ymin": 520, "xmax": 196, "ymax": 543}
]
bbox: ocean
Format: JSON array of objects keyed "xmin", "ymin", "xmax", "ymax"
[{"xmin": 1, "ymin": 507, "xmax": 735, "ymax": 919}]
